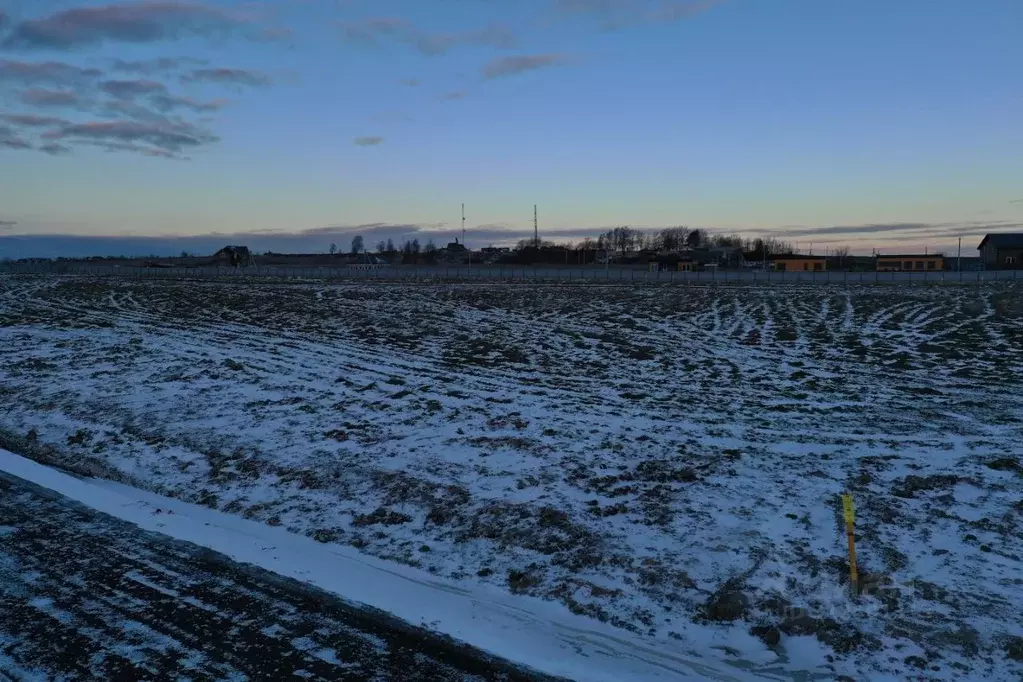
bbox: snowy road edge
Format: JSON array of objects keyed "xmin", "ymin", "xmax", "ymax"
[{"xmin": 0, "ymin": 449, "xmax": 778, "ymax": 682}]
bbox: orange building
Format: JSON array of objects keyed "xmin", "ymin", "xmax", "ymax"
[
  {"xmin": 772, "ymin": 255, "xmax": 826, "ymax": 272},
  {"xmin": 876, "ymin": 254, "xmax": 944, "ymax": 272}
]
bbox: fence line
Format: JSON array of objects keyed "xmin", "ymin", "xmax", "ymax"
[{"xmin": 0, "ymin": 262, "xmax": 1018, "ymax": 285}]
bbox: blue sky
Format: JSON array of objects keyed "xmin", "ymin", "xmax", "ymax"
[{"xmin": 1, "ymin": 0, "xmax": 1021, "ymax": 258}]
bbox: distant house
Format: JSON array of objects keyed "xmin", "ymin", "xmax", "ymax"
[
  {"xmin": 978, "ymin": 234, "xmax": 1023, "ymax": 270},
  {"xmin": 435, "ymin": 238, "xmax": 469, "ymax": 264},
  {"xmin": 445, "ymin": 239, "xmax": 468, "ymax": 253},
  {"xmin": 650, "ymin": 247, "xmax": 743, "ymax": 271},
  {"xmin": 947, "ymin": 256, "xmax": 982, "ymax": 271},
  {"xmin": 706, "ymin": 246, "xmax": 744, "ymax": 269},
  {"xmin": 772, "ymin": 255, "xmax": 826, "ymax": 272},
  {"xmin": 876, "ymin": 254, "xmax": 943, "ymax": 272},
  {"xmin": 211, "ymin": 245, "xmax": 253, "ymax": 268}
]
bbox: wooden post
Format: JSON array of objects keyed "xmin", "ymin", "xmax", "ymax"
[{"xmin": 842, "ymin": 493, "xmax": 858, "ymax": 598}]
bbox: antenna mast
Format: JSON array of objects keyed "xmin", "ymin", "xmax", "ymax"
[
  {"xmin": 461, "ymin": 203, "xmax": 465, "ymax": 245},
  {"xmin": 534, "ymin": 204, "xmax": 538, "ymax": 248}
]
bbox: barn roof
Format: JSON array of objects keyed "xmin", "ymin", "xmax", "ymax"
[{"xmin": 978, "ymin": 233, "xmax": 1023, "ymax": 250}]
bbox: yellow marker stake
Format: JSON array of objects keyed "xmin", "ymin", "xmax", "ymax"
[{"xmin": 842, "ymin": 493, "xmax": 858, "ymax": 598}]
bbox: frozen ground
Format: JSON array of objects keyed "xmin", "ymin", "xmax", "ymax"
[
  {"xmin": 1, "ymin": 275, "xmax": 1022, "ymax": 680},
  {"xmin": 0, "ymin": 455, "xmax": 565, "ymax": 682}
]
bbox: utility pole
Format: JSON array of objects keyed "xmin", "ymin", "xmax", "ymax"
[
  {"xmin": 534, "ymin": 204, "xmax": 539, "ymax": 248},
  {"xmin": 462, "ymin": 202, "xmax": 470, "ymax": 269},
  {"xmin": 958, "ymin": 237, "xmax": 962, "ymax": 272}
]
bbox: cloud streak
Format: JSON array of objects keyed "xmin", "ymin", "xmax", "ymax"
[
  {"xmin": 0, "ymin": 59, "xmax": 101, "ymax": 87},
  {"xmin": 353, "ymin": 136, "xmax": 383, "ymax": 146},
  {"xmin": 100, "ymin": 79, "xmax": 168, "ymax": 99},
  {"xmin": 413, "ymin": 23, "xmax": 516, "ymax": 55},
  {"xmin": 41, "ymin": 119, "xmax": 219, "ymax": 158},
  {"xmin": 341, "ymin": 17, "xmax": 516, "ymax": 56},
  {"xmin": 0, "ymin": 114, "xmax": 70, "ymax": 128},
  {"xmin": 746, "ymin": 220, "xmax": 1023, "ymax": 241},
  {"xmin": 3, "ymin": 55, "xmax": 264, "ymax": 158},
  {"xmin": 20, "ymin": 88, "xmax": 82, "ymax": 107},
  {"xmin": 482, "ymin": 54, "xmax": 567, "ymax": 79},
  {"xmin": 553, "ymin": 0, "xmax": 722, "ymax": 30},
  {"xmin": 111, "ymin": 56, "xmax": 209, "ymax": 75},
  {"xmin": 181, "ymin": 67, "xmax": 273, "ymax": 87},
  {"xmin": 0, "ymin": 125, "xmax": 33, "ymax": 150},
  {"xmin": 2, "ymin": 1, "xmax": 254, "ymax": 50}
]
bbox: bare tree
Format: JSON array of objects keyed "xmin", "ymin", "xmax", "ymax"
[
  {"xmin": 376, "ymin": 240, "xmax": 387, "ymax": 254},
  {"xmin": 329, "ymin": 243, "xmax": 337, "ymax": 255},
  {"xmin": 711, "ymin": 233, "xmax": 743, "ymax": 248},
  {"xmin": 686, "ymin": 229, "xmax": 705, "ymax": 249},
  {"xmin": 656, "ymin": 226, "xmax": 691, "ymax": 252},
  {"xmin": 599, "ymin": 226, "xmax": 640, "ymax": 254},
  {"xmin": 831, "ymin": 245, "xmax": 851, "ymax": 268},
  {"xmin": 386, "ymin": 238, "xmax": 395, "ymax": 253},
  {"xmin": 350, "ymin": 235, "xmax": 364, "ymax": 255}
]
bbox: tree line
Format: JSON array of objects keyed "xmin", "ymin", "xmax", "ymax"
[{"xmin": 331, "ymin": 226, "xmax": 852, "ymax": 262}]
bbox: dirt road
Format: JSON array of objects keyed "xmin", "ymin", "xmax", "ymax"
[{"xmin": 0, "ymin": 471, "xmax": 564, "ymax": 682}]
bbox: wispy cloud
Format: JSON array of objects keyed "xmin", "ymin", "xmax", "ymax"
[
  {"xmin": 398, "ymin": 78, "xmax": 421, "ymax": 87},
  {"xmin": 0, "ymin": 59, "xmax": 102, "ymax": 87},
  {"xmin": 40, "ymin": 142, "xmax": 72, "ymax": 156},
  {"xmin": 482, "ymin": 54, "xmax": 567, "ymax": 79},
  {"xmin": 341, "ymin": 17, "xmax": 516, "ymax": 56},
  {"xmin": 353, "ymin": 136, "xmax": 383, "ymax": 146},
  {"xmin": 2, "ymin": 22, "xmax": 271, "ymax": 160},
  {"xmin": 111, "ymin": 56, "xmax": 209, "ymax": 75},
  {"xmin": 150, "ymin": 93, "xmax": 226, "ymax": 113},
  {"xmin": 20, "ymin": 88, "xmax": 82, "ymax": 107},
  {"xmin": 440, "ymin": 90, "xmax": 467, "ymax": 100},
  {"xmin": 97, "ymin": 79, "xmax": 226, "ymax": 116},
  {"xmin": 100, "ymin": 79, "xmax": 168, "ymax": 99},
  {"xmin": 41, "ymin": 119, "xmax": 219, "ymax": 159},
  {"xmin": 0, "ymin": 114, "xmax": 70, "ymax": 128},
  {"xmin": 0, "ymin": 126, "xmax": 33, "ymax": 150},
  {"xmin": 553, "ymin": 0, "xmax": 721, "ymax": 30},
  {"xmin": 746, "ymin": 220, "xmax": 1023, "ymax": 241},
  {"xmin": 413, "ymin": 23, "xmax": 516, "ymax": 56},
  {"xmin": 2, "ymin": 1, "xmax": 257, "ymax": 50},
  {"xmin": 340, "ymin": 16, "xmax": 408, "ymax": 45},
  {"xmin": 181, "ymin": 67, "xmax": 273, "ymax": 87},
  {"xmin": 0, "ymin": 9, "xmax": 8, "ymax": 31},
  {"xmin": 0, "ymin": 220, "xmax": 17, "ymax": 228}
]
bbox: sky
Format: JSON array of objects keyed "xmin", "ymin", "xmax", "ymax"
[{"xmin": 0, "ymin": 0, "xmax": 1021, "ymax": 259}]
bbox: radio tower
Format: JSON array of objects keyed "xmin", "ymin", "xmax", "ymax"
[
  {"xmin": 462, "ymin": 203, "xmax": 470, "ymax": 268},
  {"xmin": 534, "ymin": 205, "xmax": 538, "ymax": 248}
]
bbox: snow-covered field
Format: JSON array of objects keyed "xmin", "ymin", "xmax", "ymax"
[{"xmin": 2, "ymin": 275, "xmax": 1022, "ymax": 680}]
